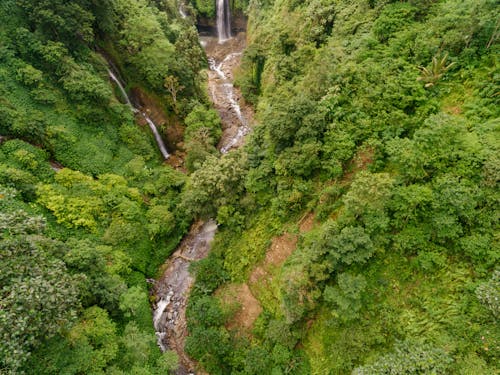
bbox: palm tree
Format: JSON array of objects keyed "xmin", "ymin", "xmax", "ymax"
[{"xmin": 417, "ymin": 53, "xmax": 455, "ymax": 88}]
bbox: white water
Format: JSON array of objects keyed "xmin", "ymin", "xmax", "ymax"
[
  {"xmin": 109, "ymin": 70, "xmax": 135, "ymax": 110},
  {"xmin": 153, "ymin": 295, "xmax": 171, "ymax": 329},
  {"xmin": 144, "ymin": 115, "xmax": 171, "ymax": 160},
  {"xmin": 178, "ymin": 2, "xmax": 187, "ymax": 18},
  {"xmin": 108, "ymin": 70, "xmax": 170, "ymax": 159},
  {"xmin": 208, "ymin": 55, "xmax": 250, "ymax": 153},
  {"xmin": 153, "ymin": 294, "xmax": 172, "ymax": 352},
  {"xmin": 153, "ymin": 220, "xmax": 217, "ymax": 366},
  {"xmin": 216, "ymin": 0, "xmax": 231, "ymax": 43}
]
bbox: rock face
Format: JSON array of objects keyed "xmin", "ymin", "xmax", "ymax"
[{"xmin": 131, "ymin": 88, "xmax": 184, "ymax": 153}]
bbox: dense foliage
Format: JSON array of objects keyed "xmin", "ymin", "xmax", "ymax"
[
  {"xmin": 183, "ymin": 0, "xmax": 499, "ymax": 374},
  {"xmin": 1, "ymin": 0, "xmax": 498, "ymax": 374},
  {"xmin": 0, "ymin": 0, "xmax": 208, "ymax": 373}
]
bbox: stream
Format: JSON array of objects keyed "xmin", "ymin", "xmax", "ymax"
[
  {"xmin": 153, "ymin": 221, "xmax": 217, "ymax": 374},
  {"xmin": 152, "ymin": 10, "xmax": 252, "ymax": 375},
  {"xmin": 204, "ymin": 34, "xmax": 252, "ymax": 154}
]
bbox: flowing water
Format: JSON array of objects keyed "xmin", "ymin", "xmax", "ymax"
[
  {"xmin": 178, "ymin": 1, "xmax": 188, "ymax": 19},
  {"xmin": 205, "ymin": 38, "xmax": 252, "ymax": 154},
  {"xmin": 153, "ymin": 220, "xmax": 218, "ymax": 374},
  {"xmin": 216, "ymin": 0, "xmax": 231, "ymax": 42},
  {"xmin": 108, "ymin": 70, "xmax": 170, "ymax": 160}
]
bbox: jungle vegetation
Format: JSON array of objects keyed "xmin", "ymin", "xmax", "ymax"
[{"xmin": 0, "ymin": 0, "xmax": 498, "ymax": 374}]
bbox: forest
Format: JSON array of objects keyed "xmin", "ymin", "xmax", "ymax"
[{"xmin": 0, "ymin": 0, "xmax": 498, "ymax": 374}]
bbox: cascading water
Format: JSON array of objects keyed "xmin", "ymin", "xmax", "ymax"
[
  {"xmin": 207, "ymin": 54, "xmax": 250, "ymax": 153},
  {"xmin": 178, "ymin": 1, "xmax": 187, "ymax": 18},
  {"xmin": 109, "ymin": 71, "xmax": 135, "ymax": 109},
  {"xmin": 151, "ymin": 22, "xmax": 253, "ymax": 375},
  {"xmin": 216, "ymin": 0, "xmax": 231, "ymax": 42},
  {"xmin": 108, "ymin": 70, "xmax": 170, "ymax": 160},
  {"xmin": 153, "ymin": 220, "xmax": 218, "ymax": 374}
]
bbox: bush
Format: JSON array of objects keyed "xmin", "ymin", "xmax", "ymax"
[{"xmin": 353, "ymin": 340, "xmax": 453, "ymax": 374}]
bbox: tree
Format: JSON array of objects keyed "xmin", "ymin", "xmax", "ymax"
[
  {"xmin": 164, "ymin": 75, "xmax": 184, "ymax": 113},
  {"xmin": 0, "ymin": 210, "xmax": 80, "ymax": 372},
  {"xmin": 64, "ymin": 306, "xmax": 119, "ymax": 373},
  {"xmin": 187, "ymin": 296, "xmax": 225, "ymax": 328},
  {"xmin": 417, "ymin": 53, "xmax": 455, "ymax": 88},
  {"xmin": 185, "ymin": 326, "xmax": 230, "ymax": 374},
  {"xmin": 155, "ymin": 351, "xmax": 179, "ymax": 374},
  {"xmin": 146, "ymin": 204, "xmax": 175, "ymax": 239},
  {"xmin": 476, "ymin": 270, "xmax": 500, "ymax": 318},
  {"xmin": 181, "ymin": 152, "xmax": 247, "ymax": 219},
  {"xmin": 324, "ymin": 273, "xmax": 367, "ymax": 322},
  {"xmin": 17, "ymin": 0, "xmax": 96, "ymax": 45},
  {"xmin": 120, "ymin": 322, "xmax": 155, "ymax": 367}
]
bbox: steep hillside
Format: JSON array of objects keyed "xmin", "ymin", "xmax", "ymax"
[
  {"xmin": 0, "ymin": 0, "xmax": 209, "ymax": 373},
  {"xmin": 184, "ymin": 0, "xmax": 499, "ymax": 374},
  {"xmin": 0, "ymin": 0, "xmax": 498, "ymax": 374}
]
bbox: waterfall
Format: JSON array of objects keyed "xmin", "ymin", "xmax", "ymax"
[
  {"xmin": 216, "ymin": 0, "xmax": 231, "ymax": 43},
  {"xmin": 143, "ymin": 115, "xmax": 171, "ymax": 160},
  {"xmin": 108, "ymin": 70, "xmax": 170, "ymax": 160},
  {"xmin": 108, "ymin": 70, "xmax": 134, "ymax": 110},
  {"xmin": 178, "ymin": 1, "xmax": 187, "ymax": 18}
]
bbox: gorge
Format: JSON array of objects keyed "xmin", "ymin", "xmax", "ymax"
[
  {"xmin": 152, "ymin": 3, "xmax": 252, "ymax": 373},
  {"xmin": 1, "ymin": 0, "xmax": 497, "ymax": 374}
]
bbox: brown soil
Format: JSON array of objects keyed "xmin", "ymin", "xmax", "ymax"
[
  {"xmin": 250, "ymin": 212, "xmax": 315, "ymax": 284},
  {"xmin": 249, "ymin": 234, "xmax": 298, "ymax": 286},
  {"xmin": 445, "ymin": 105, "xmax": 462, "ymax": 115},
  {"xmin": 218, "ymin": 283, "xmax": 262, "ymax": 332},
  {"xmin": 299, "ymin": 212, "xmax": 315, "ymax": 232},
  {"xmin": 341, "ymin": 146, "xmax": 375, "ymax": 185},
  {"xmin": 217, "ymin": 213, "xmax": 314, "ymax": 334}
]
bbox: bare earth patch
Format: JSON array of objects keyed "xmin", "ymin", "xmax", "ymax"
[
  {"xmin": 299, "ymin": 212, "xmax": 315, "ymax": 232},
  {"xmin": 250, "ymin": 212, "xmax": 315, "ymax": 284},
  {"xmin": 218, "ymin": 283, "xmax": 263, "ymax": 332},
  {"xmin": 341, "ymin": 146, "xmax": 375, "ymax": 185},
  {"xmin": 221, "ymin": 214, "xmax": 317, "ymax": 335}
]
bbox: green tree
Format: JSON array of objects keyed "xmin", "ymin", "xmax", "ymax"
[
  {"xmin": 0, "ymin": 210, "xmax": 80, "ymax": 372},
  {"xmin": 181, "ymin": 152, "xmax": 247, "ymax": 218},
  {"xmin": 146, "ymin": 204, "xmax": 175, "ymax": 239},
  {"xmin": 324, "ymin": 273, "xmax": 367, "ymax": 322}
]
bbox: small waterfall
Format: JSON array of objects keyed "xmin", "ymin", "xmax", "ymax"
[
  {"xmin": 216, "ymin": 0, "xmax": 231, "ymax": 43},
  {"xmin": 143, "ymin": 115, "xmax": 171, "ymax": 160},
  {"xmin": 153, "ymin": 294, "xmax": 172, "ymax": 352},
  {"xmin": 108, "ymin": 70, "xmax": 170, "ymax": 160},
  {"xmin": 108, "ymin": 70, "xmax": 135, "ymax": 110},
  {"xmin": 178, "ymin": 1, "xmax": 187, "ymax": 18},
  {"xmin": 153, "ymin": 220, "xmax": 217, "ymax": 363}
]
